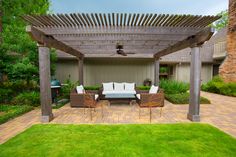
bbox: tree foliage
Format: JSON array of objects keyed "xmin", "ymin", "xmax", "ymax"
[
  {"xmin": 211, "ymin": 10, "xmax": 228, "ymax": 31},
  {"xmin": 0, "ymin": 0, "xmax": 57, "ymax": 82}
]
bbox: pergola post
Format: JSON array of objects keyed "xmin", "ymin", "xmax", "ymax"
[
  {"xmin": 154, "ymin": 58, "xmax": 160, "ymax": 86},
  {"xmin": 38, "ymin": 45, "xmax": 53, "ymax": 122},
  {"xmin": 78, "ymin": 57, "xmax": 84, "ymax": 85},
  {"xmin": 187, "ymin": 46, "xmax": 201, "ymax": 122}
]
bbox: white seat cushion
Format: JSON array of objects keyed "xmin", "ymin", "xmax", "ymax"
[
  {"xmin": 114, "ymin": 82, "xmax": 124, "ymax": 91},
  {"xmin": 136, "ymin": 94, "xmax": 141, "ymax": 100},
  {"xmin": 95, "ymin": 94, "xmax": 99, "ymax": 100},
  {"xmin": 102, "ymin": 82, "xmax": 113, "ymax": 91},
  {"xmin": 102, "ymin": 90, "xmax": 136, "ymax": 95},
  {"xmin": 122, "ymin": 90, "xmax": 136, "ymax": 94},
  {"xmin": 102, "ymin": 90, "xmax": 115, "ymax": 95},
  {"xmin": 149, "ymin": 85, "xmax": 159, "ymax": 94},
  {"xmin": 76, "ymin": 85, "xmax": 84, "ymax": 94},
  {"xmin": 124, "ymin": 83, "xmax": 135, "ymax": 91}
]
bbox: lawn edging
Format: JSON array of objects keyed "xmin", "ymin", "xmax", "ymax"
[{"xmin": 0, "ymin": 105, "xmax": 34, "ymax": 125}]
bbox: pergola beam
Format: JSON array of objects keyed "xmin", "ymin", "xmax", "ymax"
[
  {"xmin": 26, "ymin": 25, "xmax": 84, "ymax": 59},
  {"xmin": 154, "ymin": 27, "xmax": 214, "ymax": 58}
]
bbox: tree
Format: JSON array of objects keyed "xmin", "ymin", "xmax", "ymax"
[
  {"xmin": 211, "ymin": 10, "xmax": 229, "ymax": 31},
  {"xmin": 0, "ymin": 0, "xmax": 57, "ymax": 82}
]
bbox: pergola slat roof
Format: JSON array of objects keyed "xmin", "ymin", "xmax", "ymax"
[
  {"xmin": 24, "ymin": 13, "xmax": 219, "ymax": 28},
  {"xmin": 23, "ymin": 13, "xmax": 220, "ymax": 58}
]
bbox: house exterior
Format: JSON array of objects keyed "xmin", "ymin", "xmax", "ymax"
[{"xmin": 54, "ymin": 28, "xmax": 227, "ymax": 86}]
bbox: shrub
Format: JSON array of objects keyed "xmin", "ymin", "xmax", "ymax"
[
  {"xmin": 159, "ymin": 79, "xmax": 189, "ymax": 94},
  {"xmin": 0, "ymin": 88, "xmax": 14, "ymax": 103},
  {"xmin": 137, "ymin": 86, "xmax": 151, "ymax": 90},
  {"xmin": 0, "ymin": 80, "xmax": 39, "ymax": 93},
  {"xmin": 61, "ymin": 79, "xmax": 79, "ymax": 99},
  {"xmin": 84, "ymin": 86, "xmax": 100, "ymax": 90},
  {"xmin": 201, "ymin": 76, "xmax": 236, "ymax": 97},
  {"xmin": 165, "ymin": 93, "xmax": 211, "ymax": 104},
  {"xmin": 0, "ymin": 105, "xmax": 33, "ymax": 124},
  {"xmin": 160, "ymin": 67, "xmax": 169, "ymax": 73},
  {"xmin": 12, "ymin": 92, "xmax": 40, "ymax": 107}
]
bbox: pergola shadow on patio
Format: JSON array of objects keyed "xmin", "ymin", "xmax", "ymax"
[{"xmin": 23, "ymin": 13, "xmax": 220, "ymax": 122}]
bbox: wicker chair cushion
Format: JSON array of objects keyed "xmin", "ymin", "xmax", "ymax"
[
  {"xmin": 149, "ymin": 85, "xmax": 159, "ymax": 94},
  {"xmin": 76, "ymin": 85, "xmax": 85, "ymax": 94}
]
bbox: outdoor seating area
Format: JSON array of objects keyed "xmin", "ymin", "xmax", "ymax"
[
  {"xmin": 1, "ymin": 0, "xmax": 236, "ymax": 156},
  {"xmin": 70, "ymin": 82, "xmax": 164, "ymax": 121}
]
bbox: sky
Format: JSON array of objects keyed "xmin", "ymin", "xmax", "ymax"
[{"xmin": 50, "ymin": 0, "xmax": 228, "ymax": 15}]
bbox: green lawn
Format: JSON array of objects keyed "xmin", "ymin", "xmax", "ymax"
[
  {"xmin": 0, "ymin": 105, "xmax": 33, "ymax": 124},
  {"xmin": 0, "ymin": 124, "xmax": 236, "ymax": 157}
]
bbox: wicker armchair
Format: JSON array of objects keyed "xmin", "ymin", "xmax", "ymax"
[
  {"xmin": 70, "ymin": 89, "xmax": 103, "ymax": 120},
  {"xmin": 136, "ymin": 89, "xmax": 164, "ymax": 122}
]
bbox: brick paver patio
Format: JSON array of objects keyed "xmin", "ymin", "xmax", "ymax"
[{"xmin": 0, "ymin": 91, "xmax": 236, "ymax": 144}]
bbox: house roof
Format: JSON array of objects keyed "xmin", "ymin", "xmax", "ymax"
[{"xmin": 23, "ymin": 13, "xmax": 220, "ymax": 58}]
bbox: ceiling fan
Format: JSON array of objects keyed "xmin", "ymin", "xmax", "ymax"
[{"xmin": 110, "ymin": 43, "xmax": 136, "ymax": 56}]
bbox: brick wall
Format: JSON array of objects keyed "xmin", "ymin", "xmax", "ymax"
[{"xmin": 219, "ymin": 0, "xmax": 236, "ymax": 82}]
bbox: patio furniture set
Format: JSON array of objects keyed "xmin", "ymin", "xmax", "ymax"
[{"xmin": 70, "ymin": 82, "xmax": 164, "ymax": 121}]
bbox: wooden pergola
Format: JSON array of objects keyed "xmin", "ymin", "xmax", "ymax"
[{"xmin": 23, "ymin": 13, "xmax": 220, "ymax": 122}]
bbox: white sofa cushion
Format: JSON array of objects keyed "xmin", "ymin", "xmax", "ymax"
[
  {"xmin": 76, "ymin": 85, "xmax": 84, "ymax": 94},
  {"xmin": 102, "ymin": 90, "xmax": 136, "ymax": 95},
  {"xmin": 95, "ymin": 94, "xmax": 99, "ymax": 100},
  {"xmin": 102, "ymin": 90, "xmax": 114, "ymax": 95},
  {"xmin": 149, "ymin": 85, "xmax": 159, "ymax": 94},
  {"xmin": 124, "ymin": 83, "xmax": 135, "ymax": 91},
  {"xmin": 136, "ymin": 94, "xmax": 141, "ymax": 100},
  {"xmin": 114, "ymin": 82, "xmax": 124, "ymax": 91},
  {"xmin": 102, "ymin": 82, "xmax": 113, "ymax": 91}
]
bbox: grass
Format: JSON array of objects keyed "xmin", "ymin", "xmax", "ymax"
[
  {"xmin": 165, "ymin": 93, "xmax": 211, "ymax": 104},
  {"xmin": 0, "ymin": 124, "xmax": 236, "ymax": 157},
  {"xmin": 0, "ymin": 105, "xmax": 33, "ymax": 124}
]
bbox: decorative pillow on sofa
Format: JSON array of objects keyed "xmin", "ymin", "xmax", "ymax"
[
  {"xmin": 149, "ymin": 85, "xmax": 159, "ymax": 94},
  {"xmin": 114, "ymin": 82, "xmax": 124, "ymax": 91},
  {"xmin": 102, "ymin": 82, "xmax": 113, "ymax": 91},
  {"xmin": 76, "ymin": 85, "xmax": 85, "ymax": 94},
  {"xmin": 124, "ymin": 83, "xmax": 135, "ymax": 91}
]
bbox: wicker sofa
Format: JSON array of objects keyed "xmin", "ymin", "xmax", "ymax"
[{"xmin": 99, "ymin": 82, "xmax": 137, "ymax": 104}]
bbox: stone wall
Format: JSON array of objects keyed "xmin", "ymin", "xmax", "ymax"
[{"xmin": 219, "ymin": 0, "xmax": 236, "ymax": 82}]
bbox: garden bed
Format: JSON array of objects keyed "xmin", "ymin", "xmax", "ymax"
[
  {"xmin": 165, "ymin": 93, "xmax": 211, "ymax": 104},
  {"xmin": 202, "ymin": 76, "xmax": 236, "ymax": 97},
  {"xmin": 0, "ymin": 105, "xmax": 34, "ymax": 125},
  {"xmin": 0, "ymin": 124, "xmax": 235, "ymax": 157}
]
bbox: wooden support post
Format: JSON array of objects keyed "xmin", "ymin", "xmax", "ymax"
[
  {"xmin": 78, "ymin": 57, "xmax": 84, "ymax": 85},
  {"xmin": 154, "ymin": 59, "xmax": 160, "ymax": 86},
  {"xmin": 38, "ymin": 45, "xmax": 53, "ymax": 122},
  {"xmin": 187, "ymin": 46, "xmax": 201, "ymax": 122}
]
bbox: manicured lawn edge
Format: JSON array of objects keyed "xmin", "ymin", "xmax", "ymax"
[
  {"xmin": 0, "ymin": 105, "xmax": 34, "ymax": 125},
  {"xmin": 0, "ymin": 123, "xmax": 236, "ymax": 157}
]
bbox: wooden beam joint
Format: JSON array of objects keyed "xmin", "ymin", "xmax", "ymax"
[
  {"xmin": 26, "ymin": 25, "xmax": 84, "ymax": 58},
  {"xmin": 154, "ymin": 27, "xmax": 214, "ymax": 58}
]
